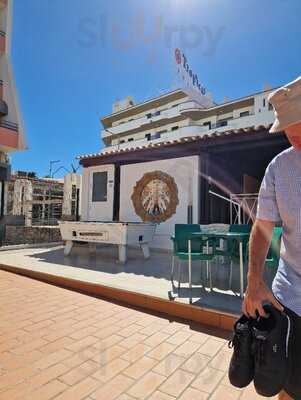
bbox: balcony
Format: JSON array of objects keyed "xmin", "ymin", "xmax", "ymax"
[
  {"xmin": 0, "ymin": 120, "xmax": 19, "ymax": 151},
  {"xmin": 101, "ymin": 102, "xmax": 202, "ymax": 140},
  {"xmin": 0, "ymin": 31, "xmax": 5, "ymax": 53},
  {"xmin": 101, "ymin": 124, "xmax": 210, "ymax": 153}
]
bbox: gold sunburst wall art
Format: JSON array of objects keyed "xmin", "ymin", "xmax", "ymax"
[{"xmin": 131, "ymin": 171, "xmax": 179, "ymax": 223}]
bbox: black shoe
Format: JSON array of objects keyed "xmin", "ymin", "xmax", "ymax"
[
  {"xmin": 253, "ymin": 304, "xmax": 291, "ymax": 397},
  {"xmin": 228, "ymin": 314, "xmax": 255, "ymax": 388}
]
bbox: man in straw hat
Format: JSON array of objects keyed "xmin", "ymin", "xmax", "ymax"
[{"xmin": 243, "ymin": 76, "xmax": 301, "ymax": 400}]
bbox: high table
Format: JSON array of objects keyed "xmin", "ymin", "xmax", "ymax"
[{"xmin": 188, "ymin": 231, "xmax": 250, "ymax": 301}]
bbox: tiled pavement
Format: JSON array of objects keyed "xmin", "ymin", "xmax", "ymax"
[{"xmin": 0, "ymin": 270, "xmax": 277, "ymax": 400}]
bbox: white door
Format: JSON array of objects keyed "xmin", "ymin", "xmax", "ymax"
[{"xmin": 87, "ymin": 165, "xmax": 115, "ymax": 221}]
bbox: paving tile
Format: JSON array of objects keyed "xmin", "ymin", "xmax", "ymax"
[
  {"xmin": 93, "ymin": 334, "xmax": 124, "ymax": 351},
  {"xmin": 59, "ymin": 359, "xmax": 99, "ymax": 385},
  {"xmin": 23, "ymin": 379, "xmax": 67, "ymax": 400},
  {"xmin": 118, "ymin": 324, "xmax": 143, "ymax": 337},
  {"xmin": 160, "ymin": 322, "xmax": 186, "ymax": 335},
  {"xmin": 144, "ymin": 332, "xmax": 170, "ymax": 348},
  {"xmin": 118, "ymin": 333, "xmax": 148, "ymax": 349},
  {"xmin": 92, "ymin": 357, "xmax": 130, "ymax": 383},
  {"xmin": 159, "ymin": 368, "xmax": 195, "ymax": 397},
  {"xmin": 197, "ymin": 338, "xmax": 224, "ymax": 357},
  {"xmin": 146, "ymin": 341, "xmax": 176, "ymax": 361},
  {"xmin": 34, "ymin": 349, "xmax": 73, "ymax": 370},
  {"xmin": 69, "ymin": 326, "xmax": 99, "ymax": 340},
  {"xmin": 127, "ymin": 371, "xmax": 166, "ymax": 399},
  {"xmin": 166, "ymin": 331, "xmax": 192, "ymax": 345},
  {"xmin": 91, "ymin": 374, "xmax": 134, "ymax": 400},
  {"xmin": 54, "ymin": 376, "xmax": 101, "ymax": 400},
  {"xmin": 62, "ymin": 346, "xmax": 97, "ymax": 369},
  {"xmin": 92, "ymin": 344, "xmax": 127, "ymax": 365},
  {"xmin": 181, "ymin": 352, "xmax": 211, "ymax": 374},
  {"xmin": 153, "ymin": 353, "xmax": 186, "ymax": 377},
  {"xmin": 189, "ymin": 332, "xmax": 210, "ymax": 345},
  {"xmin": 178, "ymin": 387, "xmax": 209, "ymax": 400},
  {"xmin": 173, "ymin": 340, "xmax": 201, "ymax": 358},
  {"xmin": 0, "ymin": 365, "xmax": 39, "ymax": 391},
  {"xmin": 115, "ymin": 395, "xmax": 136, "ymax": 400},
  {"xmin": 148, "ymin": 391, "xmax": 175, "ymax": 400},
  {"xmin": 0, "ymin": 363, "xmax": 69, "ymax": 400},
  {"xmin": 10, "ymin": 338, "xmax": 48, "ymax": 355},
  {"xmin": 39, "ymin": 337, "xmax": 76, "ymax": 354},
  {"xmin": 64, "ymin": 336, "xmax": 99, "ymax": 352},
  {"xmin": 191, "ymin": 366, "xmax": 224, "ymax": 394},
  {"xmin": 209, "ymin": 349, "xmax": 232, "ymax": 371},
  {"xmin": 123, "ymin": 356, "xmax": 158, "ymax": 379},
  {"xmin": 120, "ymin": 343, "xmax": 152, "ymax": 362},
  {"xmin": 210, "ymin": 384, "xmax": 241, "ymax": 400}
]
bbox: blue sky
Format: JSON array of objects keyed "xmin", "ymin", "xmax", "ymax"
[{"xmin": 11, "ymin": 0, "xmax": 301, "ymax": 177}]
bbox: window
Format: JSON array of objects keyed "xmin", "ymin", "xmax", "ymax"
[
  {"xmin": 92, "ymin": 172, "xmax": 108, "ymax": 202},
  {"xmin": 203, "ymin": 121, "xmax": 212, "ymax": 129},
  {"xmin": 171, "ymin": 126, "xmax": 179, "ymax": 131},
  {"xmin": 268, "ymin": 102, "xmax": 273, "ymax": 111},
  {"xmin": 128, "ymin": 138, "xmax": 134, "ymax": 142},
  {"xmin": 145, "ymin": 133, "xmax": 151, "ymax": 141},
  {"xmin": 154, "ymin": 111, "xmax": 161, "ymax": 116},
  {"xmin": 119, "ymin": 140, "xmax": 125, "ymax": 144},
  {"xmin": 146, "ymin": 113, "xmax": 152, "ymax": 119},
  {"xmin": 240, "ymin": 111, "xmax": 250, "ymax": 117},
  {"xmin": 216, "ymin": 117, "xmax": 233, "ymax": 128},
  {"xmin": 153, "ymin": 132, "xmax": 161, "ymax": 139},
  {"xmin": 263, "ymin": 98, "xmax": 266, "ymax": 107},
  {"xmin": 171, "ymin": 104, "xmax": 179, "ymax": 108}
]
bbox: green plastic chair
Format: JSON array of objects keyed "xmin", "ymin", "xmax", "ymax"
[
  {"xmin": 170, "ymin": 224, "xmax": 216, "ymax": 297},
  {"xmin": 228, "ymin": 225, "xmax": 282, "ymax": 289},
  {"xmin": 210, "ymin": 224, "xmax": 251, "ymax": 290}
]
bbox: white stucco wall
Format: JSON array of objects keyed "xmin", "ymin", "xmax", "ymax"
[{"xmin": 119, "ymin": 155, "xmax": 200, "ymax": 250}]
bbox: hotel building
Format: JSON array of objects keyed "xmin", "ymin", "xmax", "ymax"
[
  {"xmin": 100, "ymin": 86, "xmax": 276, "ymax": 152},
  {"xmin": 0, "ymin": 0, "xmax": 26, "ymax": 215}
]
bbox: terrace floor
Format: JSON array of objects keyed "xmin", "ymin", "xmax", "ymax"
[
  {"xmin": 0, "ymin": 243, "xmax": 275, "ymax": 316},
  {"xmin": 0, "ymin": 269, "xmax": 277, "ymax": 399}
]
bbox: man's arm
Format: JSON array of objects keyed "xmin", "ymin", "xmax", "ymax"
[{"xmin": 243, "ymin": 219, "xmax": 284, "ymax": 317}]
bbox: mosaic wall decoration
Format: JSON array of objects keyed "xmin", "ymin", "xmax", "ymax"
[{"xmin": 131, "ymin": 171, "xmax": 179, "ymax": 222}]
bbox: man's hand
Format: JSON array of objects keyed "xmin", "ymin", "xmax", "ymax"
[{"xmin": 243, "ymin": 279, "xmax": 284, "ymax": 318}]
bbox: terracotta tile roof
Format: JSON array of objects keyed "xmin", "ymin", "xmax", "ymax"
[{"xmin": 78, "ymin": 124, "xmax": 275, "ymax": 161}]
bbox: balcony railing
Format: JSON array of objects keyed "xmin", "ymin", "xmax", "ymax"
[
  {"xmin": 0, "ymin": 31, "xmax": 5, "ymax": 53},
  {"xmin": 0, "ymin": 120, "xmax": 18, "ymax": 131},
  {"xmin": 0, "ymin": 120, "xmax": 19, "ymax": 150}
]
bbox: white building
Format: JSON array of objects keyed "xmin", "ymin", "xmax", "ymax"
[
  {"xmin": 100, "ymin": 86, "xmax": 276, "ymax": 153},
  {"xmin": 0, "ymin": 0, "xmax": 26, "ymax": 216}
]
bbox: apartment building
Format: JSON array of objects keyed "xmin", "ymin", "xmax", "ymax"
[
  {"xmin": 0, "ymin": 0, "xmax": 26, "ymax": 215},
  {"xmin": 101, "ymin": 86, "xmax": 276, "ymax": 151}
]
